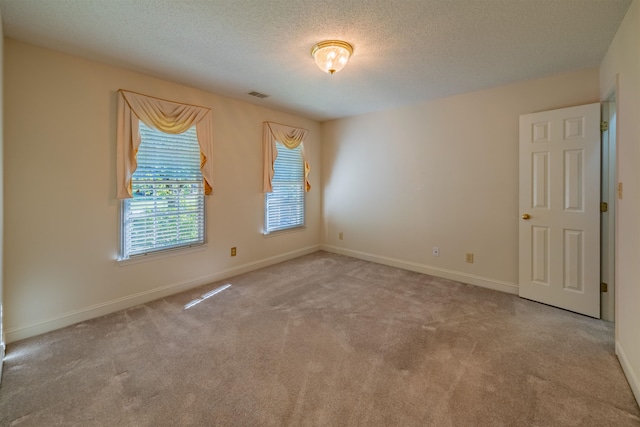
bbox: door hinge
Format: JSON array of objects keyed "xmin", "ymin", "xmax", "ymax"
[
  {"xmin": 601, "ymin": 121, "xmax": 609, "ymax": 132},
  {"xmin": 601, "ymin": 282, "xmax": 608, "ymax": 292},
  {"xmin": 600, "ymin": 202, "xmax": 608, "ymax": 212}
]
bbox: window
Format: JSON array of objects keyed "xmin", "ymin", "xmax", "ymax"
[
  {"xmin": 265, "ymin": 143, "xmax": 305, "ymax": 233},
  {"xmin": 121, "ymin": 122, "xmax": 205, "ymax": 259}
]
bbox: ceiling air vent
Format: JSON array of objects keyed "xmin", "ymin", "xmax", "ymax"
[{"xmin": 248, "ymin": 91, "xmax": 269, "ymax": 99}]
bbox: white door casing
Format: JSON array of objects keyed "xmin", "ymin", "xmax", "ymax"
[
  {"xmin": 519, "ymin": 103, "xmax": 601, "ymax": 318},
  {"xmin": 600, "ymin": 101, "xmax": 616, "ymax": 322}
]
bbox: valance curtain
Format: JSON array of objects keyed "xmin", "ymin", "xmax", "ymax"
[
  {"xmin": 262, "ymin": 122, "xmax": 310, "ymax": 193},
  {"xmin": 116, "ymin": 89, "xmax": 214, "ymax": 199}
]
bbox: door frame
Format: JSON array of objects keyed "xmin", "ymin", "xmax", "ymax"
[{"xmin": 601, "ymin": 90, "xmax": 617, "ymax": 322}]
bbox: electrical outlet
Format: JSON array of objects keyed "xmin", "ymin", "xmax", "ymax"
[
  {"xmin": 231, "ymin": 247, "xmax": 237, "ymax": 257},
  {"xmin": 339, "ymin": 232, "xmax": 344, "ymax": 240},
  {"xmin": 466, "ymin": 253, "xmax": 474, "ymax": 263},
  {"xmin": 433, "ymin": 247, "xmax": 439, "ymax": 257}
]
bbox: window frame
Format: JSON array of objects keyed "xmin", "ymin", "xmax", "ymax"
[
  {"xmin": 119, "ymin": 123, "xmax": 206, "ymax": 260},
  {"xmin": 264, "ymin": 142, "xmax": 306, "ymax": 235}
]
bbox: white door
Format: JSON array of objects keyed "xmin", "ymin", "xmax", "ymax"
[{"xmin": 519, "ymin": 103, "xmax": 600, "ymax": 318}]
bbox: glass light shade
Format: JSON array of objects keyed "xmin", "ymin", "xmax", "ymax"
[{"xmin": 311, "ymin": 40, "xmax": 353, "ymax": 75}]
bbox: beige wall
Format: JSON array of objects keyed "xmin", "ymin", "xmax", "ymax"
[
  {"xmin": 600, "ymin": 0, "xmax": 640, "ymax": 404},
  {"xmin": 3, "ymin": 39, "xmax": 321, "ymax": 342},
  {"xmin": 321, "ymin": 69, "xmax": 599, "ymax": 292}
]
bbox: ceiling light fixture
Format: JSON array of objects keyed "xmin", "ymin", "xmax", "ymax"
[{"xmin": 311, "ymin": 40, "xmax": 353, "ymax": 75}]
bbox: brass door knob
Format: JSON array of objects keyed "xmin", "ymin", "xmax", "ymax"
[{"xmin": 522, "ymin": 214, "xmax": 531, "ymax": 220}]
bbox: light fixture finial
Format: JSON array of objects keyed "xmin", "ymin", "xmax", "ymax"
[{"xmin": 311, "ymin": 40, "xmax": 353, "ymax": 75}]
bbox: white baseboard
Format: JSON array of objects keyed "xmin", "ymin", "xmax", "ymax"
[
  {"xmin": 5, "ymin": 245, "xmax": 321, "ymax": 343},
  {"xmin": 616, "ymin": 340, "xmax": 640, "ymax": 406},
  {"xmin": 321, "ymin": 245, "xmax": 519, "ymax": 295}
]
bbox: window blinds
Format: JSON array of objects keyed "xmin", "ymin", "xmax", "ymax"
[
  {"xmin": 265, "ymin": 143, "xmax": 305, "ymax": 233},
  {"xmin": 122, "ymin": 123, "xmax": 205, "ymax": 258}
]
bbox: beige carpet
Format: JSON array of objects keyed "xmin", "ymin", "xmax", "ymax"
[{"xmin": 1, "ymin": 251, "xmax": 638, "ymax": 426}]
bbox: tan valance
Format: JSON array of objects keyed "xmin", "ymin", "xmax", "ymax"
[
  {"xmin": 263, "ymin": 122, "xmax": 310, "ymax": 193},
  {"xmin": 116, "ymin": 90, "xmax": 214, "ymax": 199}
]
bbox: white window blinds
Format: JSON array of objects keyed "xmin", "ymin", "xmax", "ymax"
[
  {"xmin": 121, "ymin": 122, "xmax": 205, "ymax": 258},
  {"xmin": 265, "ymin": 143, "xmax": 305, "ymax": 233}
]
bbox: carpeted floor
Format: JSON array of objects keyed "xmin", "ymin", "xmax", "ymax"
[{"xmin": 1, "ymin": 251, "xmax": 639, "ymax": 426}]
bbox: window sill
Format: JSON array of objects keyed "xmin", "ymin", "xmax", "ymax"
[
  {"xmin": 117, "ymin": 243, "xmax": 208, "ymax": 266},
  {"xmin": 263, "ymin": 226, "xmax": 306, "ymax": 237}
]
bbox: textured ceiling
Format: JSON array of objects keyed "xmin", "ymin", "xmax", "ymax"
[{"xmin": 0, "ymin": 0, "xmax": 632, "ymax": 121}]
